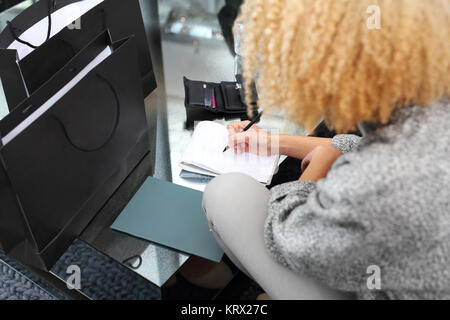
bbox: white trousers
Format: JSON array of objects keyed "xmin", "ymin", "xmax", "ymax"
[{"xmin": 202, "ymin": 173, "xmax": 353, "ymax": 300}]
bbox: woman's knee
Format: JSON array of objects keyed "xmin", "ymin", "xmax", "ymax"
[
  {"xmin": 202, "ymin": 173, "xmax": 269, "ymax": 231},
  {"xmin": 203, "ymin": 173, "xmax": 263, "ymax": 216}
]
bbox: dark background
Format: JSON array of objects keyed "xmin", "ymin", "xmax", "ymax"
[{"xmin": 0, "ymin": 0, "xmax": 23, "ymax": 12}]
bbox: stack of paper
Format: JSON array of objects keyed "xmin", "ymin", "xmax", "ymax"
[{"xmin": 180, "ymin": 121, "xmax": 279, "ymax": 185}]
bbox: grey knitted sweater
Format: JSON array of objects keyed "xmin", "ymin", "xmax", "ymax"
[{"xmin": 265, "ymin": 99, "xmax": 450, "ymax": 300}]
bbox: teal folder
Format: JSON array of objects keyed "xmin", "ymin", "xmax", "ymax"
[{"xmin": 111, "ymin": 177, "xmax": 224, "ymax": 262}]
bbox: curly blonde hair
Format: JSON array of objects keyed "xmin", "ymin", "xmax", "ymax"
[{"xmin": 238, "ymin": 0, "xmax": 450, "ymax": 133}]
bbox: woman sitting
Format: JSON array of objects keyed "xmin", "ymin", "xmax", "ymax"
[{"xmin": 203, "ymin": 0, "xmax": 450, "ymax": 299}]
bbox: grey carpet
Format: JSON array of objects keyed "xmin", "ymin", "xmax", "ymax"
[
  {"xmin": 51, "ymin": 239, "xmax": 161, "ymax": 300},
  {"xmin": 0, "ymin": 260, "xmax": 55, "ymax": 300},
  {"xmin": 1, "ymin": 240, "xmax": 262, "ymax": 300}
]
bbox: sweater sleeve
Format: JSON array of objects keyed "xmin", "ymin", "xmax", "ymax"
[
  {"xmin": 331, "ymin": 134, "xmax": 361, "ymax": 154},
  {"xmin": 264, "ymin": 152, "xmax": 385, "ymax": 292}
]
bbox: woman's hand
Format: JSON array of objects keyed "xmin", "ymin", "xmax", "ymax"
[
  {"xmin": 299, "ymin": 145, "xmax": 342, "ymax": 182},
  {"xmin": 226, "ymin": 121, "xmax": 276, "ymax": 155}
]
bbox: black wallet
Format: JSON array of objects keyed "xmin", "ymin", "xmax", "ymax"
[{"xmin": 183, "ymin": 76, "xmax": 258, "ymax": 127}]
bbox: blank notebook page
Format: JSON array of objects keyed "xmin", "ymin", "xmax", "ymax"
[{"xmin": 180, "ymin": 121, "xmax": 278, "ymax": 184}]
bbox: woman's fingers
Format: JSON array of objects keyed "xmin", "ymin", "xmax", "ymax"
[
  {"xmin": 226, "ymin": 121, "xmax": 251, "ymax": 134},
  {"xmin": 228, "ymin": 131, "xmax": 256, "ymax": 154},
  {"xmin": 235, "ymin": 144, "xmax": 245, "ymax": 154},
  {"xmin": 301, "ymin": 150, "xmax": 314, "ymax": 172},
  {"xmin": 228, "ymin": 131, "xmax": 248, "ymax": 148},
  {"xmin": 301, "ymin": 157, "xmax": 310, "ymax": 172},
  {"xmin": 300, "ymin": 145, "xmax": 342, "ymax": 173},
  {"xmin": 227, "ymin": 124, "xmax": 273, "ymax": 155}
]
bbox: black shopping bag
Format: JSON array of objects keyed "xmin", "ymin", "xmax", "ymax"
[
  {"xmin": 0, "ymin": 0, "xmax": 156, "ymax": 111},
  {"xmin": 0, "ymin": 30, "xmax": 150, "ymax": 270},
  {"xmin": 0, "ymin": 30, "xmax": 118, "ymax": 135}
]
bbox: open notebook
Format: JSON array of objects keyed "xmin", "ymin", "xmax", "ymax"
[{"xmin": 180, "ymin": 121, "xmax": 279, "ymax": 185}]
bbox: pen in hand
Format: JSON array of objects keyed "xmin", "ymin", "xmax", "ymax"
[{"xmin": 223, "ymin": 111, "xmax": 263, "ymax": 153}]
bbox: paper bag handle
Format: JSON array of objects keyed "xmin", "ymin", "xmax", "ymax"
[
  {"xmin": 53, "ymin": 73, "xmax": 120, "ymax": 152},
  {"xmin": 6, "ymin": 0, "xmax": 56, "ymax": 50}
]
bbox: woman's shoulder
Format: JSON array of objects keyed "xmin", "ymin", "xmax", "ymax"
[
  {"xmin": 359, "ymin": 98, "xmax": 450, "ymax": 149},
  {"xmin": 334, "ymin": 98, "xmax": 450, "ymax": 210}
]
